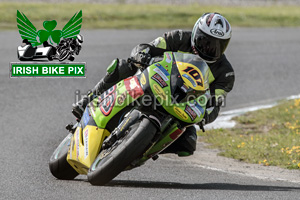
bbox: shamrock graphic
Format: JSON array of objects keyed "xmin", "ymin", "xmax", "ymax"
[
  {"xmin": 38, "ymin": 20, "xmax": 62, "ymax": 45},
  {"xmin": 17, "ymin": 10, "xmax": 82, "ymax": 47}
]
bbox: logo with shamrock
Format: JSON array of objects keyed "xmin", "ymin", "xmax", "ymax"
[{"xmin": 17, "ymin": 10, "xmax": 82, "ymax": 47}]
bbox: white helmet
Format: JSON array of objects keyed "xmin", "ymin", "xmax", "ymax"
[
  {"xmin": 76, "ymin": 34, "xmax": 84, "ymax": 44},
  {"xmin": 191, "ymin": 13, "xmax": 232, "ymax": 62}
]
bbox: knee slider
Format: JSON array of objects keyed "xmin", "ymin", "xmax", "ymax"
[{"xmin": 182, "ymin": 126, "xmax": 197, "ymax": 152}]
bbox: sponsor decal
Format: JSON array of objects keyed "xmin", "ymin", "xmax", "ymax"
[
  {"xmin": 184, "ymin": 105, "xmax": 197, "ymax": 121},
  {"xmin": 99, "ymin": 91, "xmax": 116, "ymax": 116},
  {"xmin": 210, "ymin": 29, "xmax": 224, "ymax": 37},
  {"xmin": 76, "ymin": 129, "xmax": 80, "ymax": 160},
  {"xmin": 151, "ymin": 73, "xmax": 168, "ymax": 88},
  {"xmin": 129, "ymin": 78, "xmax": 138, "ymax": 89},
  {"xmin": 182, "ymin": 74, "xmax": 197, "ymax": 87},
  {"xmin": 124, "ymin": 76, "xmax": 144, "ymax": 99},
  {"xmin": 180, "ymin": 84, "xmax": 189, "ymax": 93},
  {"xmin": 153, "ymin": 83, "xmax": 167, "ymax": 100},
  {"xmin": 140, "ymin": 73, "xmax": 146, "ymax": 86},
  {"xmin": 169, "ymin": 129, "xmax": 183, "ymax": 140},
  {"xmin": 182, "ymin": 66, "xmax": 203, "ymax": 87},
  {"xmin": 69, "ymin": 136, "xmax": 74, "ymax": 159},
  {"xmin": 98, "ymin": 85, "xmax": 116, "ymax": 102},
  {"xmin": 84, "ymin": 128, "xmax": 89, "ymax": 158},
  {"xmin": 117, "ymin": 91, "xmax": 127, "ymax": 105},
  {"xmin": 165, "ymin": 52, "xmax": 172, "ymax": 63},
  {"xmin": 189, "ymin": 101, "xmax": 202, "ymax": 117},
  {"xmin": 173, "ymin": 106, "xmax": 188, "ymax": 120},
  {"xmin": 154, "ymin": 63, "xmax": 170, "ymax": 78},
  {"xmin": 82, "ymin": 109, "xmax": 90, "ymax": 127},
  {"xmin": 191, "ymin": 100, "xmax": 204, "ymax": 116}
]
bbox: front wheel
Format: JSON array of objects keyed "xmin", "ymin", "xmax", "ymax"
[
  {"xmin": 87, "ymin": 118, "xmax": 157, "ymax": 186},
  {"xmin": 49, "ymin": 133, "xmax": 79, "ymax": 180},
  {"xmin": 58, "ymin": 49, "xmax": 70, "ymax": 62}
]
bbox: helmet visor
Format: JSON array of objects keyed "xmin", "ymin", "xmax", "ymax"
[{"xmin": 194, "ymin": 30, "xmax": 230, "ymax": 62}]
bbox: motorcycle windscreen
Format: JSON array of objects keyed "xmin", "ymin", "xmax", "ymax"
[
  {"xmin": 173, "ymin": 52, "xmax": 210, "ymax": 92},
  {"xmin": 148, "ymin": 52, "xmax": 209, "ymax": 124}
]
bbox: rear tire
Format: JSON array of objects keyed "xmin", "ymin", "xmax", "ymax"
[
  {"xmin": 87, "ymin": 118, "xmax": 157, "ymax": 186},
  {"xmin": 49, "ymin": 133, "xmax": 79, "ymax": 180}
]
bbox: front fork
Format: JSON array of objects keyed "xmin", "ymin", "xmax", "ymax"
[{"xmin": 102, "ymin": 109, "xmax": 142, "ymax": 150}]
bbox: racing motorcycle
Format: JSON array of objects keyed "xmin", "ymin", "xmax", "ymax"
[{"xmin": 49, "ymin": 52, "xmax": 210, "ymax": 185}]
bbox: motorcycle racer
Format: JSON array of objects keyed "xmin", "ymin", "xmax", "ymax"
[
  {"xmin": 72, "ymin": 13, "xmax": 235, "ymax": 157},
  {"xmin": 56, "ymin": 34, "xmax": 84, "ymax": 61}
]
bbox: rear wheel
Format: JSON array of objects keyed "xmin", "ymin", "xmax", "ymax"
[
  {"xmin": 87, "ymin": 118, "xmax": 157, "ymax": 186},
  {"xmin": 49, "ymin": 133, "xmax": 79, "ymax": 180}
]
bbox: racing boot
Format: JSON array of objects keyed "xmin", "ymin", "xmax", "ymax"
[
  {"xmin": 71, "ymin": 91, "xmax": 94, "ymax": 119},
  {"xmin": 71, "ymin": 77, "xmax": 110, "ymax": 119},
  {"xmin": 160, "ymin": 126, "xmax": 197, "ymax": 157},
  {"xmin": 72, "ymin": 58, "xmax": 137, "ymax": 119}
]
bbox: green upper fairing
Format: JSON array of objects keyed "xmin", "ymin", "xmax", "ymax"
[
  {"xmin": 88, "ymin": 52, "xmax": 208, "ymax": 129},
  {"xmin": 148, "ymin": 52, "xmax": 208, "ymax": 124}
]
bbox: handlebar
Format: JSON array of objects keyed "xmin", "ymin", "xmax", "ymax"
[{"xmin": 127, "ymin": 57, "xmax": 150, "ymax": 68}]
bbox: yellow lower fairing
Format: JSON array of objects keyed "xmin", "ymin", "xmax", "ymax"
[{"xmin": 67, "ymin": 125, "xmax": 110, "ymax": 174}]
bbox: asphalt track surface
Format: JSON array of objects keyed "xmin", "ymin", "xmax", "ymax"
[{"xmin": 1, "ymin": 28, "xmax": 300, "ymax": 200}]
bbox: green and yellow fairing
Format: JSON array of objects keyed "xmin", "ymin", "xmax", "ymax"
[
  {"xmin": 67, "ymin": 76, "xmax": 145, "ymax": 174},
  {"xmin": 147, "ymin": 52, "xmax": 210, "ymax": 124}
]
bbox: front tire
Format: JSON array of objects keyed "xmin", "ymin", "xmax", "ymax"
[
  {"xmin": 58, "ymin": 49, "xmax": 70, "ymax": 62},
  {"xmin": 68, "ymin": 56, "xmax": 75, "ymax": 61},
  {"xmin": 49, "ymin": 133, "xmax": 79, "ymax": 180},
  {"xmin": 87, "ymin": 118, "xmax": 157, "ymax": 186}
]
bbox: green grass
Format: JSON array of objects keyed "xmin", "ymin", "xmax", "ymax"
[
  {"xmin": 199, "ymin": 99, "xmax": 300, "ymax": 169},
  {"xmin": 2, "ymin": 2, "xmax": 300, "ymax": 30}
]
